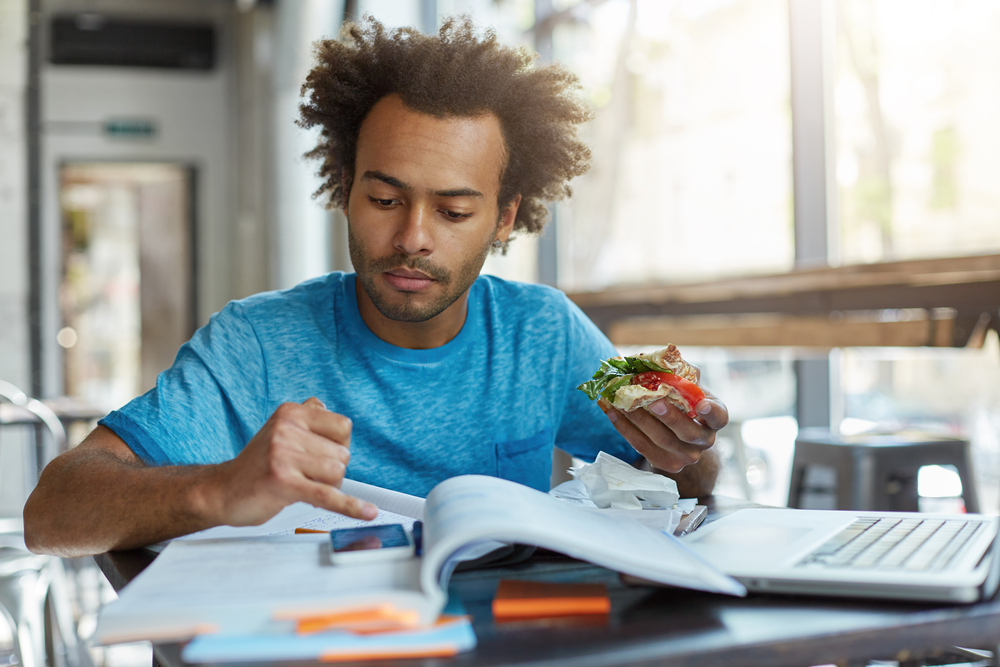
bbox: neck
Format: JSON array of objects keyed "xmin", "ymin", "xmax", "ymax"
[{"xmin": 354, "ymin": 280, "xmax": 470, "ymax": 350}]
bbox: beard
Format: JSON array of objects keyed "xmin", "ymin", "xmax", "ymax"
[{"xmin": 348, "ymin": 219, "xmax": 494, "ymax": 323}]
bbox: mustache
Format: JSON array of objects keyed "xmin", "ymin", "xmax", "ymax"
[{"xmin": 368, "ymin": 254, "xmax": 450, "ymax": 283}]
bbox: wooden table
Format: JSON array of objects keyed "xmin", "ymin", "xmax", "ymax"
[
  {"xmin": 94, "ymin": 497, "xmax": 1000, "ymax": 667},
  {"xmin": 568, "ymin": 253, "xmax": 1000, "ymax": 350}
]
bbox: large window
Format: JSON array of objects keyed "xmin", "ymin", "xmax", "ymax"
[
  {"xmin": 522, "ymin": 0, "xmax": 999, "ymax": 507},
  {"xmin": 554, "ymin": 0, "xmax": 793, "ymax": 291},
  {"xmin": 827, "ymin": 0, "xmax": 1000, "ymax": 511},
  {"xmin": 834, "ymin": 0, "xmax": 1000, "ymax": 264},
  {"xmin": 353, "ymin": 0, "xmax": 794, "ymax": 289}
]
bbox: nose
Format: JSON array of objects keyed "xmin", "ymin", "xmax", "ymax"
[{"xmin": 393, "ymin": 204, "xmax": 433, "ymax": 256}]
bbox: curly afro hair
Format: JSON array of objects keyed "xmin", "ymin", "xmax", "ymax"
[{"xmin": 298, "ymin": 16, "xmax": 593, "ymax": 244}]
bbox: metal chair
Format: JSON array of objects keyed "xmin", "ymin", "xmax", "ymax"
[
  {"xmin": 0, "ymin": 381, "xmax": 67, "ymax": 486},
  {"xmin": 0, "ymin": 519, "xmax": 50, "ymax": 667},
  {"xmin": 0, "ymin": 383, "xmax": 84, "ymax": 667}
]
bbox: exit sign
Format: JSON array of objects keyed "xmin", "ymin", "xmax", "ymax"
[{"xmin": 104, "ymin": 119, "xmax": 157, "ymax": 139}]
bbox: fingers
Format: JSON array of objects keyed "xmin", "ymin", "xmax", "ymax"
[
  {"xmin": 633, "ymin": 406, "xmax": 713, "ymax": 466},
  {"xmin": 646, "ymin": 400, "xmax": 716, "ymax": 446},
  {"xmin": 287, "ymin": 422, "xmax": 351, "ymax": 465},
  {"xmin": 267, "ymin": 406, "xmax": 352, "ymax": 481},
  {"xmin": 600, "ymin": 403, "xmax": 703, "ymax": 472},
  {"xmin": 265, "ymin": 400, "xmax": 361, "ymax": 505},
  {"xmin": 218, "ymin": 399, "xmax": 374, "ymax": 528},
  {"xmin": 691, "ymin": 388, "xmax": 729, "ymax": 430},
  {"xmin": 299, "ymin": 398, "xmax": 353, "ymax": 445},
  {"xmin": 599, "ymin": 385, "xmax": 729, "ymax": 474},
  {"xmin": 268, "ymin": 400, "xmax": 353, "ymax": 448},
  {"xmin": 296, "ymin": 479, "xmax": 378, "ymax": 521},
  {"xmin": 282, "ymin": 445, "xmax": 348, "ymax": 487},
  {"xmin": 261, "ymin": 445, "xmax": 376, "ymax": 519}
]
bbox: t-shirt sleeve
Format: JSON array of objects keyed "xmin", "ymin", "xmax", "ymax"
[
  {"xmin": 553, "ymin": 297, "xmax": 639, "ymax": 464},
  {"xmin": 98, "ymin": 302, "xmax": 268, "ymax": 466}
]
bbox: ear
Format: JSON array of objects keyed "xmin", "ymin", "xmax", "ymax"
[{"xmin": 495, "ymin": 194, "xmax": 521, "ymax": 244}]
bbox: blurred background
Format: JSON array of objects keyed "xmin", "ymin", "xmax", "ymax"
[{"xmin": 1, "ymin": 0, "xmax": 1000, "ymax": 665}]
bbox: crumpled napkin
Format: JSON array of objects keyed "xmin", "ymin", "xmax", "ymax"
[{"xmin": 569, "ymin": 451, "xmax": 680, "ymax": 510}]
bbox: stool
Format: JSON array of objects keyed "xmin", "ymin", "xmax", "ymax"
[{"xmin": 787, "ymin": 428, "xmax": 979, "ymax": 513}]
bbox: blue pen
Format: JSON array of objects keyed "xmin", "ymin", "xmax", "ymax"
[{"xmin": 412, "ymin": 520, "xmax": 423, "ymax": 556}]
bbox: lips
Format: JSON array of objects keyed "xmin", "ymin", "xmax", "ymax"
[{"xmin": 383, "ymin": 268, "xmax": 435, "ymax": 292}]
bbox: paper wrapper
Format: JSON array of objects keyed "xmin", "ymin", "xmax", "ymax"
[{"xmin": 570, "ymin": 451, "xmax": 680, "ymax": 510}]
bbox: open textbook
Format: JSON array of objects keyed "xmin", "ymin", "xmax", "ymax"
[{"xmin": 96, "ymin": 475, "xmax": 744, "ymax": 645}]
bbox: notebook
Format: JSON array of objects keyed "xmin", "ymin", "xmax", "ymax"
[{"xmin": 681, "ymin": 507, "xmax": 1000, "ymax": 603}]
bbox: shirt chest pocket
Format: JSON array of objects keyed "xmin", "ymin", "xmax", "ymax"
[{"xmin": 495, "ymin": 427, "xmax": 554, "ymax": 492}]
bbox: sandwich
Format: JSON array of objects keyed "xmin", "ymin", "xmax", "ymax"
[{"xmin": 577, "ymin": 345, "xmax": 705, "ymax": 419}]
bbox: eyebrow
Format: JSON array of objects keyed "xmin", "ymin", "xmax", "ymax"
[{"xmin": 362, "ymin": 170, "xmax": 484, "ymax": 199}]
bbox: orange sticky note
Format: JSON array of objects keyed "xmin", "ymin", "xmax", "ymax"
[
  {"xmin": 295, "ymin": 605, "xmax": 420, "ymax": 635},
  {"xmin": 319, "ymin": 644, "xmax": 459, "ymax": 662},
  {"xmin": 492, "ymin": 580, "xmax": 610, "ymax": 620}
]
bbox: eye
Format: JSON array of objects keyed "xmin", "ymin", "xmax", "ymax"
[
  {"xmin": 441, "ymin": 209, "xmax": 473, "ymax": 221},
  {"xmin": 368, "ymin": 196, "xmax": 399, "ymax": 208}
]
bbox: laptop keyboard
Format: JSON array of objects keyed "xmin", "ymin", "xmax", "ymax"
[{"xmin": 798, "ymin": 517, "xmax": 986, "ymax": 571}]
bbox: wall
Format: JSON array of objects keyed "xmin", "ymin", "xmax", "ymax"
[
  {"xmin": 0, "ymin": 1, "xmax": 28, "ymax": 387},
  {"xmin": 0, "ymin": 0, "xmax": 31, "ymax": 514},
  {"xmin": 270, "ymin": 0, "xmax": 342, "ymax": 289},
  {"xmin": 0, "ymin": 0, "xmax": 349, "ymax": 510},
  {"xmin": 39, "ymin": 0, "xmax": 239, "ymax": 398}
]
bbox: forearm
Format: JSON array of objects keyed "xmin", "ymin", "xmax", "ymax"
[
  {"xmin": 25, "ymin": 400, "xmax": 369, "ymax": 558},
  {"xmin": 638, "ymin": 447, "xmax": 721, "ymax": 499},
  {"xmin": 23, "ymin": 429, "xmax": 223, "ymax": 558}
]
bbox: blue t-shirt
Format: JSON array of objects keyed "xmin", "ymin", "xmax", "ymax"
[{"xmin": 99, "ymin": 272, "xmax": 635, "ymax": 497}]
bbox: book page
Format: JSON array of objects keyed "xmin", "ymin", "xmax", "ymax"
[
  {"xmin": 342, "ymin": 479, "xmax": 425, "ymax": 519},
  {"xmin": 175, "ymin": 480, "xmax": 424, "ymax": 542},
  {"xmin": 421, "ymin": 475, "xmax": 745, "ymax": 599},
  {"xmin": 96, "ymin": 537, "xmax": 434, "ymax": 644},
  {"xmin": 176, "ymin": 504, "xmax": 415, "ymax": 542}
]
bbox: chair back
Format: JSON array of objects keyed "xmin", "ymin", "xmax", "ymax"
[{"xmin": 0, "ymin": 384, "xmax": 80, "ymax": 667}]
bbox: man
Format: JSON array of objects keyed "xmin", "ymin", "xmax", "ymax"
[{"xmin": 24, "ymin": 18, "xmax": 727, "ymax": 558}]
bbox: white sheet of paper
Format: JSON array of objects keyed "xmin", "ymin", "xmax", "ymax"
[
  {"xmin": 341, "ymin": 479, "xmax": 426, "ymax": 519},
  {"xmin": 95, "ymin": 537, "xmax": 431, "ymax": 644}
]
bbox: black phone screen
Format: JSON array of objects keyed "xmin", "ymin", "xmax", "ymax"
[{"xmin": 330, "ymin": 524, "xmax": 411, "ymax": 552}]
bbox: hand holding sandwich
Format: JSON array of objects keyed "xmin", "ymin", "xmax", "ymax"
[{"xmin": 578, "ymin": 345, "xmax": 729, "ymax": 475}]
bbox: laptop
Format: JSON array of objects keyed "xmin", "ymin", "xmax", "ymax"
[{"xmin": 681, "ymin": 507, "xmax": 1000, "ymax": 603}]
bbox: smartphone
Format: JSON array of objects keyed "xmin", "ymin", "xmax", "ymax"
[{"xmin": 329, "ymin": 524, "xmax": 415, "ymax": 564}]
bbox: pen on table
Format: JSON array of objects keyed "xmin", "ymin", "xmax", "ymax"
[
  {"xmin": 295, "ymin": 528, "xmax": 328, "ymax": 534},
  {"xmin": 673, "ymin": 506, "xmax": 708, "ymax": 537}
]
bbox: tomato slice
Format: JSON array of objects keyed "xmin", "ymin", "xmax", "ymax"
[{"xmin": 631, "ymin": 372, "xmax": 705, "ymax": 418}]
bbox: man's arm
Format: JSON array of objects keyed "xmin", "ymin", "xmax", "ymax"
[{"xmin": 23, "ymin": 398, "xmax": 377, "ymax": 558}]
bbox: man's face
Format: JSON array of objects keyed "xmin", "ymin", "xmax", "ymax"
[{"xmin": 346, "ymin": 95, "xmax": 515, "ymax": 324}]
